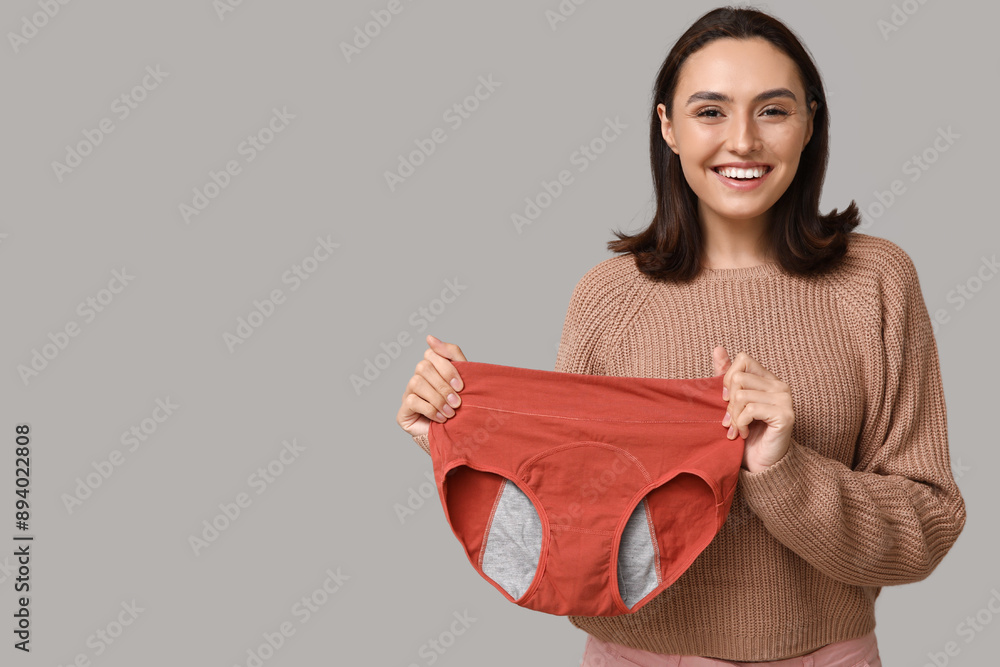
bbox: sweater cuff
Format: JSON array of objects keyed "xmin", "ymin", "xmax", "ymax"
[
  {"xmin": 412, "ymin": 432, "xmax": 430, "ymax": 456},
  {"xmin": 738, "ymin": 436, "xmax": 809, "ymax": 503}
]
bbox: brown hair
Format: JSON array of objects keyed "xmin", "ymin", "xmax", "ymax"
[{"xmin": 608, "ymin": 5, "xmax": 860, "ymax": 281}]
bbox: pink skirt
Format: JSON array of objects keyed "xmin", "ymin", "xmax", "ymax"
[{"xmin": 580, "ymin": 631, "xmax": 881, "ymax": 666}]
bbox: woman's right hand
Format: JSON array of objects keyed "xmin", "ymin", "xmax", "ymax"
[{"xmin": 396, "ymin": 334, "xmax": 467, "ymax": 438}]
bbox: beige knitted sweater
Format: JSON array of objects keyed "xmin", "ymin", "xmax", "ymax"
[{"xmin": 409, "ymin": 231, "xmax": 966, "ymax": 660}]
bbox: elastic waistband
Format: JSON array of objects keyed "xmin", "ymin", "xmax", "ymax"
[{"xmin": 450, "ymin": 361, "xmax": 727, "ymax": 423}]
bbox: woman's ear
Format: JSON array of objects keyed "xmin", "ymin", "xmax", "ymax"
[{"xmin": 657, "ymin": 103, "xmax": 679, "ymax": 154}]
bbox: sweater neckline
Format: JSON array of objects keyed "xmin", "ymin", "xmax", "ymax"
[{"xmin": 698, "ymin": 260, "xmax": 781, "ymax": 280}]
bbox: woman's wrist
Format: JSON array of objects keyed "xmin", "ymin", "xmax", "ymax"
[{"xmin": 742, "ymin": 437, "xmax": 794, "ymax": 474}]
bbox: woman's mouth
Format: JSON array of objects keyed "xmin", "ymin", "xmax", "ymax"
[{"xmin": 711, "ymin": 165, "xmax": 772, "ymax": 190}]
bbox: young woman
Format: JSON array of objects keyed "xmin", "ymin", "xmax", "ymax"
[{"xmin": 395, "ymin": 6, "xmax": 965, "ymax": 665}]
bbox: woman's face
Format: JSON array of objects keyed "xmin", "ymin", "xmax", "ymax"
[{"xmin": 657, "ymin": 38, "xmax": 817, "ymax": 234}]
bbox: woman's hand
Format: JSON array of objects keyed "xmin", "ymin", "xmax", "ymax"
[
  {"xmin": 396, "ymin": 335, "xmax": 468, "ymax": 438},
  {"xmin": 713, "ymin": 346, "xmax": 795, "ymax": 473}
]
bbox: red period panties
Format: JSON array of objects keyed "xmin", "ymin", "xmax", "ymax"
[{"xmin": 427, "ymin": 361, "xmax": 744, "ymax": 617}]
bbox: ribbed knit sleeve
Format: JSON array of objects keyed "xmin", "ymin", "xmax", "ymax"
[
  {"xmin": 738, "ymin": 242, "xmax": 966, "ymax": 586},
  {"xmin": 412, "ymin": 432, "xmax": 430, "ymax": 455}
]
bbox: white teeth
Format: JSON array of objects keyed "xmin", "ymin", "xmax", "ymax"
[{"xmin": 715, "ymin": 166, "xmax": 769, "ymax": 179}]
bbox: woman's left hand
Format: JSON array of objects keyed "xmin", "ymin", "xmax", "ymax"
[{"xmin": 713, "ymin": 346, "xmax": 795, "ymax": 473}]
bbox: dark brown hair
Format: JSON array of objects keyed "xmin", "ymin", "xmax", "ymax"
[{"xmin": 608, "ymin": 5, "xmax": 859, "ymax": 281}]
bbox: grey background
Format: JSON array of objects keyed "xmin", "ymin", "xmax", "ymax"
[{"xmin": 1, "ymin": 0, "xmax": 996, "ymax": 665}]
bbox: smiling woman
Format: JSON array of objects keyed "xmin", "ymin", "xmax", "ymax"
[
  {"xmin": 653, "ymin": 38, "xmax": 817, "ymax": 269},
  {"xmin": 609, "ymin": 8, "xmax": 855, "ymax": 281},
  {"xmin": 672, "ymin": 42, "xmax": 813, "ymax": 237},
  {"xmin": 397, "ymin": 5, "xmax": 965, "ymax": 665}
]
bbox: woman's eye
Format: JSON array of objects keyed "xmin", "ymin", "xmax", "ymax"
[{"xmin": 695, "ymin": 107, "xmax": 789, "ymax": 118}]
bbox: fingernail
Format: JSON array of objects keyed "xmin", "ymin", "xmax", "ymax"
[
  {"xmin": 722, "ymin": 386, "xmax": 729, "ymax": 401},
  {"xmin": 722, "ymin": 412, "xmax": 731, "ymax": 427},
  {"xmin": 450, "ymin": 378, "xmax": 462, "ymax": 391},
  {"xmin": 727, "ymin": 425, "xmax": 736, "ymax": 439},
  {"xmin": 435, "ymin": 411, "xmax": 446, "ymax": 421},
  {"xmin": 447, "ymin": 393, "xmax": 460, "ymax": 408},
  {"xmin": 442, "ymin": 404, "xmax": 455, "ymax": 418}
]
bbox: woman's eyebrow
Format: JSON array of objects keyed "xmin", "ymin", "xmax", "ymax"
[{"xmin": 685, "ymin": 87, "xmax": 798, "ymax": 106}]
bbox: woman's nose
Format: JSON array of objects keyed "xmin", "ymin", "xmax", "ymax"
[{"xmin": 726, "ymin": 113, "xmax": 762, "ymax": 154}]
